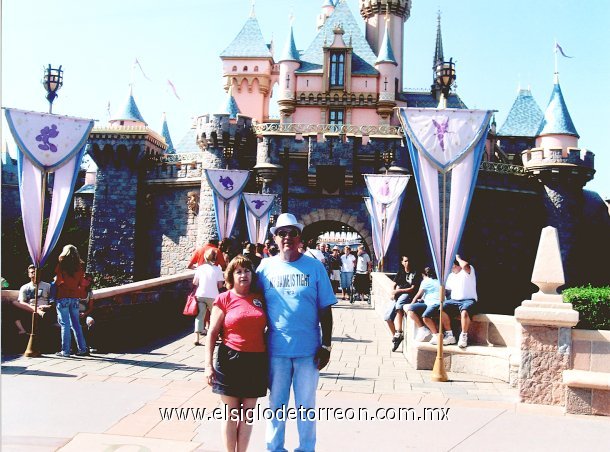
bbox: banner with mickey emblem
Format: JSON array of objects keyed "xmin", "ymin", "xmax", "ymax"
[
  {"xmin": 204, "ymin": 169, "xmax": 250, "ymax": 240},
  {"xmin": 363, "ymin": 174, "xmax": 410, "ymax": 267},
  {"xmin": 242, "ymin": 193, "xmax": 276, "ymax": 244},
  {"xmin": 4, "ymin": 108, "xmax": 94, "ymax": 266},
  {"xmin": 398, "ymin": 108, "xmax": 492, "ymax": 283}
]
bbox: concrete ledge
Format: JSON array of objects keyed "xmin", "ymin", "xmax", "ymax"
[{"xmin": 563, "ymin": 370, "xmax": 610, "ymax": 390}]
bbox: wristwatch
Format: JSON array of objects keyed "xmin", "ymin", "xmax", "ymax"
[{"xmin": 321, "ymin": 344, "xmax": 332, "ymax": 352}]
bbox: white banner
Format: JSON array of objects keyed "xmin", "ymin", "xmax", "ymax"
[
  {"xmin": 363, "ymin": 174, "xmax": 410, "ymax": 264},
  {"xmin": 205, "ymin": 169, "xmax": 250, "ymax": 239},
  {"xmin": 243, "ymin": 193, "xmax": 276, "ymax": 244},
  {"xmin": 364, "ymin": 197, "xmax": 381, "ymax": 262},
  {"xmin": 398, "ymin": 108, "xmax": 492, "ymax": 283},
  {"xmin": 4, "ymin": 108, "xmax": 94, "ymax": 266}
]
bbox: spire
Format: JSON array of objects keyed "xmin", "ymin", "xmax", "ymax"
[
  {"xmin": 161, "ymin": 113, "xmax": 175, "ymax": 154},
  {"xmin": 279, "ymin": 23, "xmax": 300, "ymax": 62},
  {"xmin": 375, "ymin": 17, "xmax": 397, "ymax": 65},
  {"xmin": 221, "ymin": 13, "xmax": 272, "ymax": 58},
  {"xmin": 250, "ymin": 0, "xmax": 256, "ymax": 18},
  {"xmin": 111, "ymin": 87, "xmax": 146, "ymax": 125},
  {"xmin": 537, "ymin": 79, "xmax": 579, "ymax": 138},
  {"xmin": 433, "ymin": 11, "xmax": 444, "ymax": 68},
  {"xmin": 498, "ymin": 88, "xmax": 544, "ymax": 137},
  {"xmin": 219, "ymin": 86, "xmax": 241, "ymax": 119}
]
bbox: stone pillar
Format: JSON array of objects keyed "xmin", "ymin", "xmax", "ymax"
[{"xmin": 515, "ymin": 226, "xmax": 579, "ymax": 405}]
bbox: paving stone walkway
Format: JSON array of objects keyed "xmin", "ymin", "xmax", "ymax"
[{"xmin": 2, "ymin": 296, "xmax": 608, "ymax": 451}]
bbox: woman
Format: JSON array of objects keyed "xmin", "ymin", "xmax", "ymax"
[
  {"xmin": 205, "ymin": 256, "xmax": 267, "ymax": 452},
  {"xmin": 192, "ymin": 248, "xmax": 225, "ymax": 345},
  {"xmin": 54, "ymin": 245, "xmax": 90, "ymax": 357},
  {"xmin": 408, "ymin": 267, "xmax": 456, "ymax": 345}
]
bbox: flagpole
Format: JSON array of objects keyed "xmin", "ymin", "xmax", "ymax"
[
  {"xmin": 554, "ymin": 38, "xmax": 558, "ymax": 76},
  {"xmin": 24, "ymin": 171, "xmax": 47, "ymax": 357},
  {"xmin": 224, "ymin": 201, "xmax": 229, "ymax": 241},
  {"xmin": 255, "ymin": 218, "xmax": 260, "ymax": 245}
]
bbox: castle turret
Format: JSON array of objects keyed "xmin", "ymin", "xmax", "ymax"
[
  {"xmin": 110, "ymin": 86, "xmax": 147, "ymax": 127},
  {"xmin": 317, "ymin": 0, "xmax": 336, "ymax": 30},
  {"xmin": 278, "ymin": 22, "xmax": 301, "ymax": 122},
  {"xmin": 360, "ymin": 0, "xmax": 411, "ymax": 88},
  {"xmin": 220, "ymin": 7, "xmax": 274, "ymax": 122},
  {"xmin": 160, "ymin": 113, "xmax": 175, "ymax": 154},
  {"xmin": 375, "ymin": 18, "xmax": 398, "ymax": 122}
]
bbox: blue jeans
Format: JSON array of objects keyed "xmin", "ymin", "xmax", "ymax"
[
  {"xmin": 267, "ymin": 356, "xmax": 319, "ymax": 452},
  {"xmin": 56, "ymin": 298, "xmax": 88, "ymax": 355},
  {"xmin": 340, "ymin": 271, "xmax": 353, "ymax": 290}
]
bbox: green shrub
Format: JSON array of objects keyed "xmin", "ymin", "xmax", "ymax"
[{"xmin": 563, "ymin": 285, "xmax": 610, "ymax": 330}]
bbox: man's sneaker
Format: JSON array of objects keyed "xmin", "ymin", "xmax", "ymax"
[
  {"xmin": 429, "ymin": 334, "xmax": 439, "ymax": 345},
  {"xmin": 458, "ymin": 332, "xmax": 468, "ymax": 348},
  {"xmin": 443, "ymin": 331, "xmax": 457, "ymax": 345},
  {"xmin": 391, "ymin": 332, "xmax": 404, "ymax": 352},
  {"xmin": 415, "ymin": 326, "xmax": 431, "ymax": 342},
  {"xmin": 55, "ymin": 351, "xmax": 70, "ymax": 358},
  {"xmin": 76, "ymin": 350, "xmax": 90, "ymax": 357}
]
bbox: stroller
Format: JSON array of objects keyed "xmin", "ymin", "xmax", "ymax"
[{"xmin": 350, "ymin": 272, "xmax": 371, "ymax": 304}]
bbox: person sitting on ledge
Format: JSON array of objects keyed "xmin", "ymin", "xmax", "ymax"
[
  {"xmin": 414, "ymin": 267, "xmax": 457, "ymax": 346},
  {"xmin": 444, "ymin": 255, "xmax": 478, "ymax": 348}
]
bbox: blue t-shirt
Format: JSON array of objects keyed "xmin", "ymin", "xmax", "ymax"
[
  {"xmin": 420, "ymin": 277, "xmax": 441, "ymax": 306},
  {"xmin": 256, "ymin": 254, "xmax": 337, "ymax": 357}
]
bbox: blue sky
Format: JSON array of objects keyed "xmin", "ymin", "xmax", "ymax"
[{"xmin": 2, "ymin": 0, "xmax": 609, "ymax": 197}]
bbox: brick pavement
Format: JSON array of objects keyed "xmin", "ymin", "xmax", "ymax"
[{"xmin": 2, "ymin": 296, "xmax": 608, "ymax": 451}]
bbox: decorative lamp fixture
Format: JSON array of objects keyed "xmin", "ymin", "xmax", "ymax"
[
  {"xmin": 42, "ymin": 64, "xmax": 64, "ymax": 113},
  {"xmin": 255, "ymin": 173, "xmax": 264, "ymax": 193},
  {"xmin": 382, "ymin": 147, "xmax": 395, "ymax": 172},
  {"xmin": 435, "ymin": 58, "xmax": 456, "ymax": 106}
]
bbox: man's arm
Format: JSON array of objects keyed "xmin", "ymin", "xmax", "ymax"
[
  {"xmin": 316, "ymin": 306, "xmax": 333, "ymax": 370},
  {"xmin": 456, "ymin": 255, "xmax": 471, "ymax": 274}
]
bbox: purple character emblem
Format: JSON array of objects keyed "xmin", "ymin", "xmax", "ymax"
[
  {"xmin": 36, "ymin": 125, "xmax": 59, "ymax": 152},
  {"xmin": 219, "ymin": 176, "xmax": 234, "ymax": 191},
  {"xmin": 432, "ymin": 118, "xmax": 450, "ymax": 152}
]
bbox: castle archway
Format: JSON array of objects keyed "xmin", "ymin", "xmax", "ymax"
[{"xmin": 298, "ymin": 209, "xmax": 374, "ymax": 259}]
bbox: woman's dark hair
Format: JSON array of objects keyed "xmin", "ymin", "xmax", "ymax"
[
  {"xmin": 423, "ymin": 266, "xmax": 437, "ymax": 279},
  {"xmin": 58, "ymin": 244, "xmax": 84, "ymax": 276},
  {"xmin": 224, "ymin": 255, "xmax": 256, "ymax": 290}
]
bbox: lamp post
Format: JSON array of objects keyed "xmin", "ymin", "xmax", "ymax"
[
  {"xmin": 435, "ymin": 58, "xmax": 456, "ymax": 109},
  {"xmin": 430, "ymin": 57, "xmax": 455, "ymax": 383},
  {"xmin": 255, "ymin": 173, "xmax": 264, "ymax": 194},
  {"xmin": 223, "ymin": 144, "xmax": 233, "ymax": 170},
  {"xmin": 42, "ymin": 64, "xmax": 64, "ymax": 114},
  {"xmin": 382, "ymin": 147, "xmax": 395, "ymax": 173}
]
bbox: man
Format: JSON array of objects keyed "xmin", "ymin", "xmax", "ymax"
[
  {"xmin": 187, "ymin": 239, "xmax": 227, "ymax": 270},
  {"xmin": 304, "ymin": 239, "xmax": 325, "ymax": 265},
  {"xmin": 353, "ymin": 245, "xmax": 372, "ymax": 303},
  {"xmin": 256, "ymin": 213, "xmax": 336, "ymax": 452},
  {"xmin": 15, "ymin": 265, "xmax": 55, "ymax": 331},
  {"xmin": 339, "ymin": 246, "xmax": 356, "ymax": 301},
  {"xmin": 385, "ymin": 256, "xmax": 420, "ymax": 351},
  {"xmin": 328, "ymin": 246, "xmax": 342, "ymax": 293},
  {"xmin": 444, "ymin": 255, "xmax": 478, "ymax": 348}
]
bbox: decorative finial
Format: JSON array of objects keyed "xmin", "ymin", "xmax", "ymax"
[
  {"xmin": 289, "ymin": 11, "xmax": 294, "ymax": 25},
  {"xmin": 250, "ymin": 0, "xmax": 256, "ymax": 18}
]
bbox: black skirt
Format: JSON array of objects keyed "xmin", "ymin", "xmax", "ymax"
[{"xmin": 213, "ymin": 343, "xmax": 268, "ymax": 398}]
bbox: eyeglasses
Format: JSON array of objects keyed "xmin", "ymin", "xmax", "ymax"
[{"xmin": 276, "ymin": 229, "xmax": 300, "ymax": 238}]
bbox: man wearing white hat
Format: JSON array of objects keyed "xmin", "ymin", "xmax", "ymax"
[{"xmin": 256, "ymin": 213, "xmax": 336, "ymax": 452}]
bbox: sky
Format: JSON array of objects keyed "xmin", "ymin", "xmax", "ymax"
[{"xmin": 2, "ymin": 0, "xmax": 609, "ymax": 197}]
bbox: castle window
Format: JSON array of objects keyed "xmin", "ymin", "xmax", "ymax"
[
  {"xmin": 329, "ymin": 51, "xmax": 345, "ymax": 88},
  {"xmin": 232, "ymin": 66, "xmax": 237, "ymax": 72},
  {"xmin": 329, "ymin": 109, "xmax": 344, "ymax": 125},
  {"xmin": 243, "ymin": 66, "xmax": 248, "ymax": 71},
  {"xmin": 254, "ymin": 66, "xmax": 259, "ymax": 72}
]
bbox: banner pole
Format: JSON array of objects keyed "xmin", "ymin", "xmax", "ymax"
[
  {"xmin": 431, "ymin": 171, "xmax": 448, "ymax": 382},
  {"xmin": 24, "ymin": 170, "xmax": 46, "ymax": 357}
]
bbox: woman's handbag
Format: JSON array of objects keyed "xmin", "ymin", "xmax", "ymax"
[{"xmin": 183, "ymin": 289, "xmax": 199, "ymax": 316}]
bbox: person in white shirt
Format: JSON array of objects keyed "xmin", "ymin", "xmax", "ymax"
[
  {"xmin": 444, "ymin": 255, "xmax": 478, "ymax": 348},
  {"xmin": 192, "ymin": 248, "xmax": 225, "ymax": 345},
  {"xmin": 339, "ymin": 246, "xmax": 356, "ymax": 301},
  {"xmin": 353, "ymin": 245, "xmax": 372, "ymax": 303}
]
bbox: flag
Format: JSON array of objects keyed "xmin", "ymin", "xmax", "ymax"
[
  {"xmin": 242, "ymin": 193, "xmax": 276, "ymax": 244},
  {"xmin": 4, "ymin": 108, "xmax": 94, "ymax": 266},
  {"xmin": 167, "ymin": 80, "xmax": 181, "ymax": 100},
  {"xmin": 398, "ymin": 108, "xmax": 492, "ymax": 283},
  {"xmin": 555, "ymin": 43, "xmax": 573, "ymax": 58},
  {"xmin": 204, "ymin": 169, "xmax": 250, "ymax": 240},
  {"xmin": 134, "ymin": 58, "xmax": 152, "ymax": 80}
]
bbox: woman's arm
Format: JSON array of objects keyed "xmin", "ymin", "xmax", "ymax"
[
  {"xmin": 204, "ymin": 306, "xmax": 225, "ymax": 384},
  {"xmin": 412, "ymin": 288, "xmax": 424, "ymax": 303}
]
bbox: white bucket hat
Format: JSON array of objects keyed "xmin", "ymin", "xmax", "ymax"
[{"xmin": 270, "ymin": 213, "xmax": 304, "ymax": 234}]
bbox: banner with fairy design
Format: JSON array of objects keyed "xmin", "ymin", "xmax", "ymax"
[
  {"xmin": 204, "ymin": 169, "xmax": 250, "ymax": 240},
  {"xmin": 363, "ymin": 174, "xmax": 410, "ymax": 264},
  {"xmin": 242, "ymin": 193, "xmax": 276, "ymax": 244},
  {"xmin": 363, "ymin": 197, "xmax": 380, "ymax": 263},
  {"xmin": 398, "ymin": 108, "xmax": 492, "ymax": 283},
  {"xmin": 4, "ymin": 108, "xmax": 94, "ymax": 266}
]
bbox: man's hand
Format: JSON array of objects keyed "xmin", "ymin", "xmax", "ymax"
[{"xmin": 315, "ymin": 347, "xmax": 331, "ymax": 370}]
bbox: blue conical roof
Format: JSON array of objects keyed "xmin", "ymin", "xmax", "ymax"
[
  {"xmin": 537, "ymin": 79, "xmax": 579, "ymax": 138},
  {"xmin": 279, "ymin": 25, "xmax": 300, "ymax": 63},
  {"xmin": 219, "ymin": 89, "xmax": 241, "ymax": 119},
  {"xmin": 112, "ymin": 88, "xmax": 146, "ymax": 125},
  {"xmin": 375, "ymin": 25, "xmax": 397, "ymax": 65},
  {"xmin": 161, "ymin": 114, "xmax": 175, "ymax": 154},
  {"xmin": 297, "ymin": 1, "xmax": 378, "ymax": 75},
  {"xmin": 498, "ymin": 89, "xmax": 544, "ymax": 137},
  {"xmin": 220, "ymin": 16, "xmax": 272, "ymax": 58}
]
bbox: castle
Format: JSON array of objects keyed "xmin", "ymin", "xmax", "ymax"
[{"xmin": 2, "ymin": 0, "xmax": 609, "ymax": 313}]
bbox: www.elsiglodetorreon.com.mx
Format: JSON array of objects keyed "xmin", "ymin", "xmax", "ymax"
[{"xmin": 159, "ymin": 405, "xmax": 451, "ymax": 423}]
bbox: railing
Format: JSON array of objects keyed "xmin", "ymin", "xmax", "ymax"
[
  {"xmin": 479, "ymin": 161, "xmax": 526, "ymax": 176},
  {"xmin": 252, "ymin": 123, "xmax": 404, "ymax": 137},
  {"xmin": 159, "ymin": 152, "xmax": 204, "ymax": 164}
]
